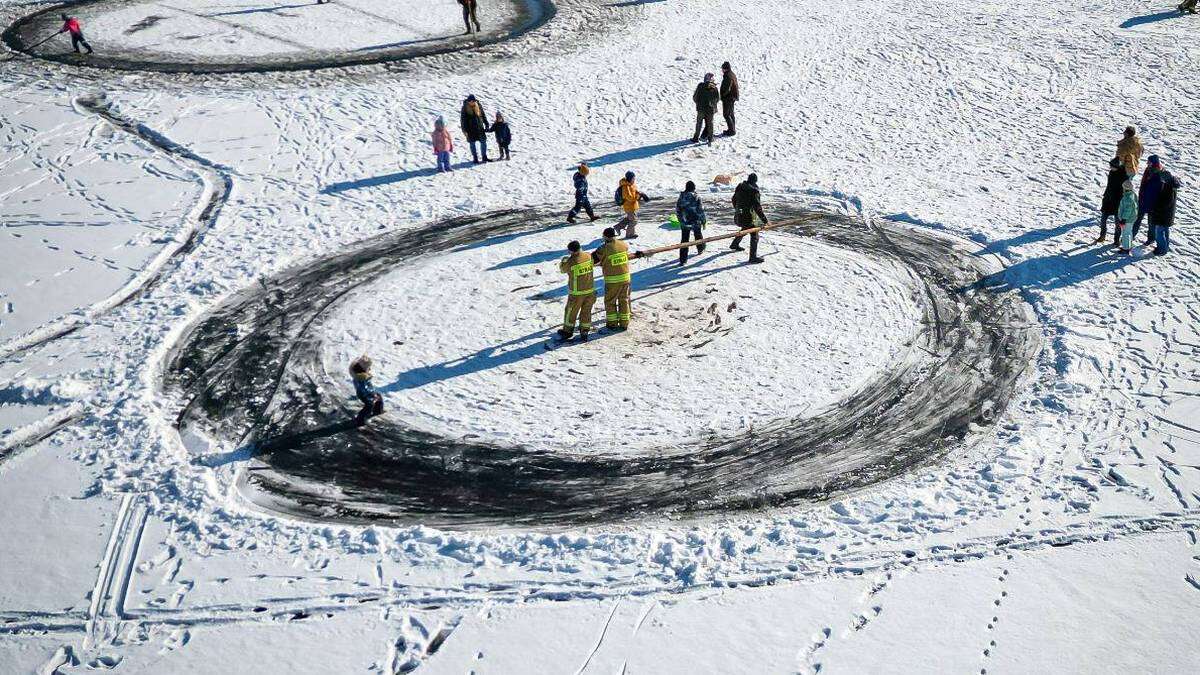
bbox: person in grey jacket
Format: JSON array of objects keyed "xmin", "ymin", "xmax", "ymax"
[{"xmin": 675, "ymin": 181, "xmax": 707, "ymax": 265}]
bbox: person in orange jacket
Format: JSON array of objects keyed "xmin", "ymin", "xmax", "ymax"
[{"xmin": 614, "ymin": 171, "xmax": 649, "ymax": 240}]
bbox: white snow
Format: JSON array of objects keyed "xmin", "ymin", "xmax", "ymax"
[
  {"xmin": 322, "ymin": 221, "xmax": 922, "ymax": 453},
  {"xmin": 1, "ymin": 0, "xmax": 1199, "ymax": 671}
]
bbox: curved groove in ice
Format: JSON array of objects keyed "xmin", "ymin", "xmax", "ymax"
[{"xmin": 165, "ymin": 204, "xmax": 1041, "ymax": 528}]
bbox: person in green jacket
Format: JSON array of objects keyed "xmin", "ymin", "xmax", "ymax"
[{"xmin": 1116, "ymin": 179, "xmax": 1138, "ymax": 254}]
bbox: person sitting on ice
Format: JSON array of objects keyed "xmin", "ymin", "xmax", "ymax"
[
  {"xmin": 349, "ymin": 355, "xmax": 384, "ymax": 426},
  {"xmin": 58, "ymin": 14, "xmax": 94, "ymax": 55}
]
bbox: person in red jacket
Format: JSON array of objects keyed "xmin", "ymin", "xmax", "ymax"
[{"xmin": 58, "ymin": 14, "xmax": 93, "ymax": 54}]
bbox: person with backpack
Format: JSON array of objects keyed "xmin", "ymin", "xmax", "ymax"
[
  {"xmin": 566, "ymin": 163, "xmax": 597, "ymax": 223},
  {"xmin": 691, "ymin": 73, "xmax": 720, "ymax": 145},
  {"xmin": 720, "ymin": 62, "xmax": 739, "ymax": 136},
  {"xmin": 432, "ymin": 117, "xmax": 454, "ymax": 173},
  {"xmin": 458, "ymin": 0, "xmax": 482, "ymax": 34},
  {"xmin": 460, "ymin": 94, "xmax": 491, "ymax": 164},
  {"xmin": 614, "ymin": 171, "xmax": 649, "ymax": 239},
  {"xmin": 1117, "ymin": 180, "xmax": 1138, "ymax": 254},
  {"xmin": 349, "ymin": 356, "xmax": 384, "ymax": 426},
  {"xmin": 675, "ymin": 181, "xmax": 707, "ymax": 265},
  {"xmin": 1147, "ymin": 161, "xmax": 1180, "ymax": 256},
  {"xmin": 730, "ymin": 174, "xmax": 768, "ymax": 264},
  {"xmin": 491, "ymin": 112, "xmax": 512, "ymax": 160},
  {"xmin": 58, "ymin": 14, "xmax": 93, "ymax": 54},
  {"xmin": 1097, "ymin": 157, "xmax": 1125, "ymax": 245}
]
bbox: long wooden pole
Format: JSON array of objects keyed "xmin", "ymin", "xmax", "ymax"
[{"xmin": 631, "ymin": 213, "xmax": 818, "ymax": 258}]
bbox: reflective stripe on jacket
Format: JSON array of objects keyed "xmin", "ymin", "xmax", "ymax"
[
  {"xmin": 592, "ymin": 240, "xmax": 631, "ymax": 283},
  {"xmin": 559, "ymin": 251, "xmax": 596, "ymax": 296}
]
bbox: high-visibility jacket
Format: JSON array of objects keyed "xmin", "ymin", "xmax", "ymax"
[
  {"xmin": 619, "ymin": 179, "xmax": 641, "ymax": 214},
  {"xmin": 559, "ymin": 251, "xmax": 596, "ymax": 296},
  {"xmin": 592, "ymin": 239, "xmax": 631, "ymax": 284}
]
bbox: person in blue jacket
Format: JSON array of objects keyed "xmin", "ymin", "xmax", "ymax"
[
  {"xmin": 566, "ymin": 163, "xmax": 597, "ymax": 223},
  {"xmin": 492, "ymin": 112, "xmax": 512, "ymax": 160},
  {"xmin": 1132, "ymin": 155, "xmax": 1164, "ymax": 245},
  {"xmin": 1146, "ymin": 162, "xmax": 1181, "ymax": 256},
  {"xmin": 349, "ymin": 355, "xmax": 384, "ymax": 426},
  {"xmin": 675, "ymin": 181, "xmax": 707, "ymax": 265}
]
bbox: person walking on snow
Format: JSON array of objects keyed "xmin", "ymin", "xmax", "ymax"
[
  {"xmin": 615, "ymin": 171, "xmax": 649, "ymax": 239},
  {"xmin": 432, "ymin": 117, "xmax": 454, "ymax": 173},
  {"xmin": 557, "ymin": 240, "xmax": 596, "ymax": 342},
  {"xmin": 460, "ymin": 95, "xmax": 491, "ymax": 163},
  {"xmin": 1133, "ymin": 155, "xmax": 1164, "ymax": 245},
  {"xmin": 492, "ymin": 112, "xmax": 512, "ymax": 160},
  {"xmin": 720, "ymin": 61, "xmax": 739, "ymax": 136},
  {"xmin": 730, "ymin": 174, "xmax": 768, "ymax": 264},
  {"xmin": 58, "ymin": 14, "xmax": 93, "ymax": 54},
  {"xmin": 592, "ymin": 228, "xmax": 632, "ymax": 330},
  {"xmin": 1146, "ymin": 162, "xmax": 1180, "ymax": 256},
  {"xmin": 692, "ymin": 73, "xmax": 720, "ymax": 145},
  {"xmin": 1117, "ymin": 180, "xmax": 1138, "ymax": 254},
  {"xmin": 349, "ymin": 355, "xmax": 384, "ymax": 426},
  {"xmin": 566, "ymin": 163, "xmax": 597, "ymax": 223},
  {"xmin": 458, "ymin": 0, "xmax": 481, "ymax": 34},
  {"xmin": 1097, "ymin": 157, "xmax": 1125, "ymax": 245},
  {"xmin": 1116, "ymin": 125, "xmax": 1144, "ymax": 177},
  {"xmin": 676, "ymin": 181, "xmax": 707, "ymax": 265}
]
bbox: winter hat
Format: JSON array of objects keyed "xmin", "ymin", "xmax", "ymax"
[
  {"xmin": 578, "ymin": 163, "xmax": 590, "ymax": 176},
  {"xmin": 1122, "ymin": 179, "xmax": 1134, "ymax": 190},
  {"xmin": 61, "ymin": 13, "xmax": 69, "ymax": 20},
  {"xmin": 748, "ymin": 173, "xmax": 758, "ymax": 185},
  {"xmin": 467, "ymin": 94, "xmax": 477, "ymax": 102},
  {"xmin": 603, "ymin": 227, "xmax": 616, "ymax": 239},
  {"xmin": 495, "ymin": 112, "xmax": 505, "ymax": 123},
  {"xmin": 1148, "ymin": 155, "xmax": 1161, "ymax": 166},
  {"xmin": 721, "ymin": 61, "xmax": 731, "ymax": 70},
  {"xmin": 625, "ymin": 171, "xmax": 635, "ymax": 181},
  {"xmin": 684, "ymin": 180, "xmax": 696, "ymax": 192},
  {"xmin": 704, "ymin": 73, "xmax": 715, "ymax": 82},
  {"xmin": 568, "ymin": 240, "xmax": 581, "ymax": 252},
  {"xmin": 1124, "ymin": 125, "xmax": 1136, "ymax": 136},
  {"xmin": 435, "ymin": 116, "xmax": 445, "ymax": 127}
]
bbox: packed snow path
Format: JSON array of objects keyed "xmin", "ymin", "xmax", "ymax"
[
  {"xmin": 3, "ymin": 0, "xmax": 553, "ymax": 73},
  {"xmin": 166, "ymin": 203, "xmax": 1039, "ymax": 527}
]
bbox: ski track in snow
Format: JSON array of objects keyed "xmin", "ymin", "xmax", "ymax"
[{"xmin": 0, "ymin": 0, "xmax": 1199, "ymax": 669}]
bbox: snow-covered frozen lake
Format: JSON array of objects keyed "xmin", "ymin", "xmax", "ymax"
[{"xmin": 1, "ymin": 0, "xmax": 1198, "ymax": 671}]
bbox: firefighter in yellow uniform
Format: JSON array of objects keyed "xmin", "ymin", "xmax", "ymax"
[
  {"xmin": 557, "ymin": 240, "xmax": 596, "ymax": 342},
  {"xmin": 592, "ymin": 227, "xmax": 632, "ymax": 330}
]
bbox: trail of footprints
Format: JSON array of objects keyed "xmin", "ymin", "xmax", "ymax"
[
  {"xmin": 799, "ymin": 567, "xmax": 893, "ymax": 674},
  {"xmin": 978, "ymin": 553, "xmax": 1013, "ymax": 675}
]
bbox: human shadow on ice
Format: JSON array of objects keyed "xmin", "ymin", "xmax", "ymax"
[
  {"xmin": 972, "ymin": 218, "xmax": 1091, "ymax": 257},
  {"xmin": 322, "ymin": 163, "xmax": 474, "ymax": 193},
  {"xmin": 609, "ymin": 0, "xmax": 667, "ymax": 6},
  {"xmin": 488, "ymin": 238, "xmax": 603, "ymax": 270},
  {"xmin": 581, "ymin": 139, "xmax": 692, "ymax": 169},
  {"xmin": 210, "ymin": 3, "xmax": 317, "ymax": 17},
  {"xmin": 1119, "ymin": 11, "xmax": 1183, "ymax": 29},
  {"xmin": 355, "ymin": 36, "xmax": 452, "ymax": 52},
  {"xmin": 969, "ymin": 244, "xmax": 1137, "ymax": 293}
]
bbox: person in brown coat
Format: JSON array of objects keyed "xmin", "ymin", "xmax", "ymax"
[
  {"xmin": 720, "ymin": 61, "xmax": 739, "ymax": 136},
  {"xmin": 692, "ymin": 73, "xmax": 720, "ymax": 145},
  {"xmin": 458, "ymin": 0, "xmax": 481, "ymax": 34},
  {"xmin": 1116, "ymin": 125, "xmax": 1144, "ymax": 177}
]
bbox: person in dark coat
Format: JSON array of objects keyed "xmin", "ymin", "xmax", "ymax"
[
  {"xmin": 1097, "ymin": 157, "xmax": 1125, "ymax": 245},
  {"xmin": 730, "ymin": 174, "xmax": 767, "ymax": 264},
  {"xmin": 719, "ymin": 62, "xmax": 739, "ymax": 136},
  {"xmin": 492, "ymin": 112, "xmax": 512, "ymax": 160},
  {"xmin": 1133, "ymin": 155, "xmax": 1163, "ymax": 245},
  {"xmin": 458, "ymin": 0, "xmax": 481, "ymax": 34},
  {"xmin": 692, "ymin": 73, "xmax": 720, "ymax": 145},
  {"xmin": 566, "ymin": 163, "xmax": 597, "ymax": 223},
  {"xmin": 460, "ymin": 95, "xmax": 491, "ymax": 163},
  {"xmin": 1147, "ymin": 163, "xmax": 1180, "ymax": 256},
  {"xmin": 675, "ymin": 181, "xmax": 707, "ymax": 265}
]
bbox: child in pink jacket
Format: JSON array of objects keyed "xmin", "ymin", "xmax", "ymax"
[{"xmin": 432, "ymin": 117, "xmax": 454, "ymax": 172}]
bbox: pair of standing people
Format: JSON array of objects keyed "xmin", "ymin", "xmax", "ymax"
[
  {"xmin": 557, "ymin": 230, "xmax": 633, "ymax": 341},
  {"xmin": 451, "ymin": 95, "xmax": 512, "ymax": 166},
  {"xmin": 691, "ymin": 62, "xmax": 739, "ymax": 144},
  {"xmin": 674, "ymin": 175, "xmax": 767, "ymax": 265}
]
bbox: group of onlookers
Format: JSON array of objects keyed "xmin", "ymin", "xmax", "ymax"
[
  {"xmin": 431, "ymin": 94, "xmax": 513, "ymax": 171},
  {"xmin": 1098, "ymin": 126, "xmax": 1180, "ymax": 256},
  {"xmin": 690, "ymin": 62, "xmax": 739, "ymax": 144}
]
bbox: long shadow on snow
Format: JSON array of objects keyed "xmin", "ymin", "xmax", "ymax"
[
  {"xmin": 164, "ymin": 204, "xmax": 1040, "ymax": 528},
  {"xmin": 1120, "ymin": 11, "xmax": 1184, "ymax": 29},
  {"xmin": 970, "ymin": 243, "xmax": 1137, "ymax": 293}
]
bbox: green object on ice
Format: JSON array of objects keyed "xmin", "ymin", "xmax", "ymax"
[{"xmin": 666, "ymin": 215, "xmax": 681, "ymax": 229}]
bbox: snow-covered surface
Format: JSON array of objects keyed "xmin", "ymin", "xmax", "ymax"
[
  {"xmin": 40, "ymin": 0, "xmax": 515, "ymax": 57},
  {"xmin": 1, "ymin": 0, "xmax": 1199, "ymax": 671},
  {"xmin": 323, "ymin": 224, "xmax": 922, "ymax": 453}
]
